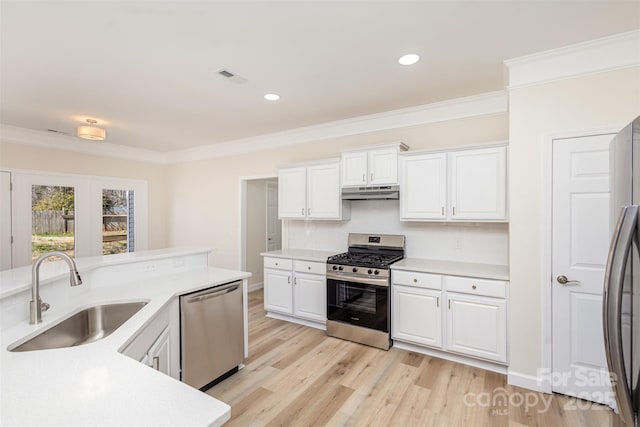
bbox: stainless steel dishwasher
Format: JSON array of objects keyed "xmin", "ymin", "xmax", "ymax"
[{"xmin": 180, "ymin": 281, "xmax": 244, "ymax": 390}]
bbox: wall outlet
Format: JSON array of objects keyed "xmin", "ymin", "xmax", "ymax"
[{"xmin": 143, "ymin": 263, "xmax": 157, "ymax": 272}]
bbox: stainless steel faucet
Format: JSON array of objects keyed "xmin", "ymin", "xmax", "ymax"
[{"xmin": 30, "ymin": 251, "xmax": 83, "ymax": 324}]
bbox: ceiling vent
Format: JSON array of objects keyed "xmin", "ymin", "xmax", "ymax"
[
  {"xmin": 217, "ymin": 69, "xmax": 247, "ymax": 84},
  {"xmin": 47, "ymin": 129, "xmax": 68, "ymax": 135}
]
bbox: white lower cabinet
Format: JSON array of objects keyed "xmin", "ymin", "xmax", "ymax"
[
  {"xmin": 392, "ymin": 270, "xmax": 508, "ymax": 365},
  {"xmin": 445, "ymin": 292, "xmax": 507, "ymax": 363},
  {"xmin": 392, "ymin": 285, "xmax": 442, "ymax": 348},
  {"xmin": 122, "ymin": 298, "xmax": 180, "ymax": 380},
  {"xmin": 263, "ymin": 257, "xmax": 326, "ymax": 326}
]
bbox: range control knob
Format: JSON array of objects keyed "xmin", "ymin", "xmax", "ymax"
[
  {"xmin": 367, "ymin": 269, "xmax": 373, "ymax": 274},
  {"xmin": 374, "ymin": 270, "xmax": 380, "ymax": 275},
  {"xmin": 338, "ymin": 266, "xmax": 344, "ymax": 271},
  {"xmin": 332, "ymin": 265, "xmax": 338, "ymax": 271},
  {"xmin": 352, "ymin": 267, "xmax": 358, "ymax": 273}
]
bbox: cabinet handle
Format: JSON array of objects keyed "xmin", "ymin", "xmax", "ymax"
[
  {"xmin": 294, "ymin": 277, "xmax": 297, "ymax": 285},
  {"xmin": 308, "ymin": 208, "xmax": 310, "ymax": 215},
  {"xmin": 275, "ymin": 262, "xmax": 279, "ymax": 266},
  {"xmin": 362, "ymin": 173, "xmax": 365, "ymax": 182},
  {"xmin": 441, "ymin": 206, "xmax": 444, "ymax": 216},
  {"xmin": 308, "ymin": 266, "xmax": 311, "ymax": 270},
  {"xmin": 370, "ymin": 173, "xmax": 373, "ymax": 181},
  {"xmin": 288, "ymin": 276, "xmax": 291, "ymax": 284},
  {"xmin": 437, "ymin": 297, "xmax": 439, "ymax": 307},
  {"xmin": 472, "ymin": 285, "xmax": 477, "ymax": 290},
  {"xmin": 448, "ymin": 300, "xmax": 451, "ymax": 310},
  {"xmin": 152, "ymin": 356, "xmax": 160, "ymax": 371},
  {"xmin": 453, "ymin": 206, "xmax": 456, "ymax": 216},
  {"xmin": 413, "ymin": 278, "xmax": 417, "ymax": 283}
]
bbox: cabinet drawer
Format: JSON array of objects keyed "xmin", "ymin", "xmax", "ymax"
[
  {"xmin": 264, "ymin": 257, "xmax": 293, "ymax": 270},
  {"xmin": 445, "ymin": 276, "xmax": 506, "ymax": 298},
  {"xmin": 294, "ymin": 260, "xmax": 326, "ymax": 275},
  {"xmin": 392, "ymin": 270, "xmax": 442, "ymax": 290}
]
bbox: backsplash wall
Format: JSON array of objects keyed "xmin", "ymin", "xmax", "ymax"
[{"xmin": 286, "ymin": 200, "xmax": 509, "ymax": 265}]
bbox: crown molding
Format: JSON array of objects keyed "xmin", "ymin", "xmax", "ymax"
[
  {"xmin": 504, "ymin": 29, "xmax": 640, "ymax": 90},
  {"xmin": 167, "ymin": 90, "xmax": 507, "ymax": 163},
  {"xmin": 0, "ymin": 90, "xmax": 507, "ymax": 165},
  {"xmin": 0, "ymin": 124, "xmax": 168, "ymax": 164}
]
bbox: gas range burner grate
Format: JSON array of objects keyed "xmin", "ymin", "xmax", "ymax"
[{"xmin": 327, "ymin": 252, "xmax": 404, "ymax": 269}]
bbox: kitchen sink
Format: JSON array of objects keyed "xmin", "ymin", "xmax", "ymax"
[{"xmin": 9, "ymin": 301, "xmax": 148, "ymax": 352}]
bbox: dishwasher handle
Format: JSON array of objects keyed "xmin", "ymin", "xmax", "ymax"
[{"xmin": 184, "ymin": 282, "xmax": 241, "ymax": 304}]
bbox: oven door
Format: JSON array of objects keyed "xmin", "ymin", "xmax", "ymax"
[{"xmin": 326, "ymin": 276, "xmax": 388, "ymax": 332}]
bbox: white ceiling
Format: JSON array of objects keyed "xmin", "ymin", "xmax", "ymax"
[{"xmin": 1, "ymin": 1, "xmax": 639, "ymax": 152}]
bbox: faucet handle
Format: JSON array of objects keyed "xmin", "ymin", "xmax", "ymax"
[{"xmin": 41, "ymin": 302, "xmax": 50, "ymax": 312}]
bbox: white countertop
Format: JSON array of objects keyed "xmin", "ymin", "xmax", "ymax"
[
  {"xmin": 391, "ymin": 258, "xmax": 509, "ymax": 281},
  {"xmin": 261, "ymin": 248, "xmax": 339, "ymax": 263},
  {"xmin": 1, "ymin": 257, "xmax": 250, "ymax": 426}
]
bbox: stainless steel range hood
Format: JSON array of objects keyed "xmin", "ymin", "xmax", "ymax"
[{"xmin": 341, "ymin": 185, "xmax": 399, "ymax": 200}]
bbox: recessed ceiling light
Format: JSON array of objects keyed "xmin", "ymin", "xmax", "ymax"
[
  {"xmin": 264, "ymin": 93, "xmax": 280, "ymax": 101},
  {"xmin": 398, "ymin": 54, "xmax": 420, "ymax": 66}
]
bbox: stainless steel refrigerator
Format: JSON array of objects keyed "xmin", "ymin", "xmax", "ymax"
[{"xmin": 604, "ymin": 115, "xmax": 640, "ymax": 426}]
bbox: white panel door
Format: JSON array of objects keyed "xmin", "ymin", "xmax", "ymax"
[
  {"xmin": 278, "ymin": 168, "xmax": 306, "ymax": 219},
  {"xmin": 264, "ymin": 268, "xmax": 293, "ymax": 314},
  {"xmin": 147, "ymin": 327, "xmax": 171, "ymax": 376},
  {"xmin": 368, "ymin": 148, "xmax": 399, "ymax": 185},
  {"xmin": 392, "ymin": 285, "xmax": 442, "ymax": 348},
  {"xmin": 0, "ymin": 172, "xmax": 12, "ymax": 270},
  {"xmin": 293, "ymin": 272, "xmax": 326, "ymax": 322},
  {"xmin": 341, "ymin": 152, "xmax": 368, "ymax": 187},
  {"xmin": 552, "ymin": 134, "xmax": 613, "ymax": 404},
  {"xmin": 449, "ymin": 147, "xmax": 506, "ymax": 220},
  {"xmin": 445, "ymin": 293, "xmax": 507, "ymax": 363},
  {"xmin": 266, "ymin": 182, "xmax": 281, "ymax": 251},
  {"xmin": 400, "ymin": 153, "xmax": 447, "ymax": 220},
  {"xmin": 307, "ymin": 163, "xmax": 340, "ymax": 219}
]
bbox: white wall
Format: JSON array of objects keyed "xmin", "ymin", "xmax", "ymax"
[
  {"xmin": 508, "ymin": 66, "xmax": 640, "ymax": 381},
  {"xmin": 288, "ymin": 200, "xmax": 508, "ymax": 265}
]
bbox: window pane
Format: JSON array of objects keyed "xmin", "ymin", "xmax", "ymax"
[
  {"xmin": 31, "ymin": 185, "xmax": 75, "ymax": 261},
  {"xmin": 102, "ymin": 189, "xmax": 134, "ymax": 255}
]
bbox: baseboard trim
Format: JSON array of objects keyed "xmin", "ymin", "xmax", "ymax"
[
  {"xmin": 507, "ymin": 370, "xmax": 547, "ymax": 393},
  {"xmin": 392, "ymin": 341, "xmax": 507, "ymax": 374},
  {"xmin": 248, "ymin": 282, "xmax": 264, "ymax": 293},
  {"xmin": 265, "ymin": 312, "xmax": 326, "ymax": 331}
]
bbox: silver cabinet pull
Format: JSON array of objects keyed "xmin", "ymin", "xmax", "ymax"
[
  {"xmin": 413, "ymin": 278, "xmax": 417, "ymax": 283},
  {"xmin": 152, "ymin": 356, "xmax": 160, "ymax": 371},
  {"xmin": 436, "ymin": 297, "xmax": 439, "ymax": 307},
  {"xmin": 557, "ymin": 275, "xmax": 580, "ymax": 285},
  {"xmin": 448, "ymin": 300, "xmax": 451, "ymax": 310},
  {"xmin": 453, "ymin": 207, "xmax": 456, "ymax": 216},
  {"xmin": 370, "ymin": 173, "xmax": 373, "ymax": 181},
  {"xmin": 308, "ymin": 266, "xmax": 311, "ymax": 270},
  {"xmin": 288, "ymin": 276, "xmax": 291, "ymax": 284},
  {"xmin": 362, "ymin": 173, "xmax": 365, "ymax": 182},
  {"xmin": 441, "ymin": 207, "xmax": 444, "ymax": 216},
  {"xmin": 472, "ymin": 285, "xmax": 477, "ymax": 290},
  {"xmin": 294, "ymin": 277, "xmax": 297, "ymax": 285}
]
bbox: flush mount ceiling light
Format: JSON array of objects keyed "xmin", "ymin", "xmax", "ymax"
[
  {"xmin": 398, "ymin": 54, "xmax": 420, "ymax": 66},
  {"xmin": 77, "ymin": 119, "xmax": 106, "ymax": 141},
  {"xmin": 264, "ymin": 93, "xmax": 280, "ymax": 101}
]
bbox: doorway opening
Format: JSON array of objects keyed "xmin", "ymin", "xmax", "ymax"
[{"xmin": 241, "ymin": 177, "xmax": 281, "ymax": 292}]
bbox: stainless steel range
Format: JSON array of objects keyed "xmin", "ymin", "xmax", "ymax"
[{"xmin": 326, "ymin": 233, "xmax": 405, "ymax": 350}]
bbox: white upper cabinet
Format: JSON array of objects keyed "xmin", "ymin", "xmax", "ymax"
[
  {"xmin": 341, "ymin": 143, "xmax": 408, "ymax": 187},
  {"xmin": 278, "ymin": 167, "xmax": 307, "ymax": 219},
  {"xmin": 400, "ymin": 153, "xmax": 447, "ymax": 220},
  {"xmin": 278, "ymin": 160, "xmax": 349, "ymax": 220},
  {"xmin": 400, "ymin": 145, "xmax": 507, "ymax": 222},
  {"xmin": 449, "ymin": 147, "xmax": 506, "ymax": 220}
]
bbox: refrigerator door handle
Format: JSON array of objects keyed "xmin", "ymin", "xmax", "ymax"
[{"xmin": 603, "ymin": 205, "xmax": 638, "ymax": 423}]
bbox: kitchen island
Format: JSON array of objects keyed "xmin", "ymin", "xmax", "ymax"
[{"xmin": 0, "ymin": 248, "xmax": 250, "ymax": 427}]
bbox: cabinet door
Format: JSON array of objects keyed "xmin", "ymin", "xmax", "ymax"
[
  {"xmin": 369, "ymin": 148, "xmax": 399, "ymax": 185},
  {"xmin": 445, "ymin": 293, "xmax": 507, "ymax": 363},
  {"xmin": 341, "ymin": 152, "xmax": 368, "ymax": 187},
  {"xmin": 449, "ymin": 147, "xmax": 506, "ymax": 220},
  {"xmin": 392, "ymin": 285, "xmax": 442, "ymax": 348},
  {"xmin": 293, "ymin": 272, "xmax": 326, "ymax": 322},
  {"xmin": 400, "ymin": 153, "xmax": 447, "ymax": 220},
  {"xmin": 307, "ymin": 163, "xmax": 341, "ymax": 219},
  {"xmin": 264, "ymin": 268, "xmax": 293, "ymax": 314},
  {"xmin": 278, "ymin": 167, "xmax": 307, "ymax": 219},
  {"xmin": 147, "ymin": 327, "xmax": 171, "ymax": 376}
]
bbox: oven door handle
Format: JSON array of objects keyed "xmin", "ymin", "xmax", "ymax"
[{"xmin": 326, "ymin": 272, "xmax": 389, "ymax": 287}]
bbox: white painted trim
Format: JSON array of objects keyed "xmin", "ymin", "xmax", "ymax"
[
  {"xmin": 169, "ymin": 91, "xmax": 506, "ymax": 163},
  {"xmin": 0, "ymin": 124, "xmax": 168, "ymax": 164},
  {"xmin": 265, "ymin": 312, "xmax": 326, "ymax": 330},
  {"xmin": 540, "ymin": 126, "xmax": 622, "ymax": 395},
  {"xmin": 392, "ymin": 341, "xmax": 507, "ymax": 375},
  {"xmin": 507, "ymin": 371, "xmax": 546, "ymax": 393},
  {"xmin": 248, "ymin": 282, "xmax": 264, "ymax": 293},
  {"xmin": 505, "ymin": 30, "xmax": 640, "ymax": 90}
]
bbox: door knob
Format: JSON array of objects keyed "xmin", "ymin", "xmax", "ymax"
[{"xmin": 557, "ymin": 275, "xmax": 580, "ymax": 285}]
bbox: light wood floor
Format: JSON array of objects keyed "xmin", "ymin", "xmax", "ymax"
[{"xmin": 207, "ymin": 290, "xmax": 613, "ymax": 426}]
